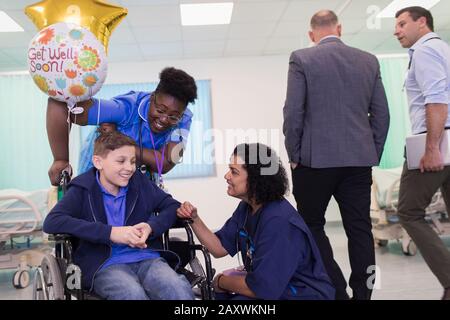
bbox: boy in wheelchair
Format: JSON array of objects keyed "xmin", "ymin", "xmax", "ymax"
[{"xmin": 43, "ymin": 131, "xmax": 194, "ymax": 300}]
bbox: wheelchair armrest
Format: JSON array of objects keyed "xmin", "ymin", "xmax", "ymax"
[
  {"xmin": 173, "ymin": 217, "xmax": 193, "ymax": 229},
  {"xmin": 48, "ymin": 234, "xmax": 76, "ymax": 263},
  {"xmin": 48, "ymin": 233, "xmax": 74, "ymax": 242}
]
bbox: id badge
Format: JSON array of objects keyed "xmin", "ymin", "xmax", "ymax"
[
  {"xmin": 158, "ymin": 176, "xmax": 168, "ymax": 192},
  {"xmin": 158, "ymin": 182, "xmax": 168, "ymax": 192}
]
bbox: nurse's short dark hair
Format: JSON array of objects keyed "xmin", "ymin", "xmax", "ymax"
[
  {"xmin": 233, "ymin": 143, "xmax": 288, "ymax": 205},
  {"xmin": 155, "ymin": 67, "xmax": 197, "ymax": 107},
  {"xmin": 94, "ymin": 131, "xmax": 136, "ymax": 158}
]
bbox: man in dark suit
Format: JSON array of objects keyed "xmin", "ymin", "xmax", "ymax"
[{"xmin": 283, "ymin": 10, "xmax": 390, "ymax": 300}]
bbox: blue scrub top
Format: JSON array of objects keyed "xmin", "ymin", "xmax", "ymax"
[
  {"xmin": 215, "ymin": 199, "xmax": 335, "ymax": 300},
  {"xmin": 78, "ymin": 91, "xmax": 193, "ymax": 173}
]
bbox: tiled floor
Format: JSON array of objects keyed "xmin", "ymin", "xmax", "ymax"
[
  {"xmin": 203, "ymin": 222, "xmax": 450, "ymax": 300},
  {"xmin": 1, "ymin": 223, "xmax": 449, "ymax": 300}
]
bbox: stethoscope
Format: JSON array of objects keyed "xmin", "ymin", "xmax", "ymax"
[
  {"xmin": 235, "ymin": 207, "xmax": 262, "ymax": 271},
  {"xmin": 137, "ymin": 95, "xmax": 184, "ymax": 187}
]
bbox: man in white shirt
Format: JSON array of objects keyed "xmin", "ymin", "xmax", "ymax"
[{"xmin": 394, "ymin": 6, "xmax": 450, "ymax": 300}]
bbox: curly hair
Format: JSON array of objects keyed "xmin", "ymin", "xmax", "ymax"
[
  {"xmin": 233, "ymin": 143, "xmax": 289, "ymax": 205},
  {"xmin": 155, "ymin": 67, "xmax": 197, "ymax": 107}
]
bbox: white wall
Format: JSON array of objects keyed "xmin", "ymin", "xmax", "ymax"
[{"xmin": 106, "ymin": 54, "xmax": 342, "ymax": 229}]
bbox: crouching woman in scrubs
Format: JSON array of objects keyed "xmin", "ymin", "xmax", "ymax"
[{"xmin": 177, "ymin": 143, "xmax": 335, "ymax": 300}]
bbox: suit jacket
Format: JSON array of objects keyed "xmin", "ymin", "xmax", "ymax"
[{"xmin": 283, "ymin": 37, "xmax": 390, "ymax": 168}]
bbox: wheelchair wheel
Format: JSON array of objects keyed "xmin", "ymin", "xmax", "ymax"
[
  {"xmin": 32, "ymin": 254, "xmax": 65, "ymax": 300},
  {"xmin": 32, "ymin": 268, "xmax": 46, "ymax": 300},
  {"xmin": 188, "ymin": 257, "xmax": 215, "ymax": 299},
  {"xmin": 12, "ymin": 270, "xmax": 30, "ymax": 289}
]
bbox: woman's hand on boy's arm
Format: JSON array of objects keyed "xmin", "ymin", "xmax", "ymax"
[
  {"xmin": 176, "ymin": 201, "xmax": 228, "ymax": 258},
  {"xmin": 176, "ymin": 201, "xmax": 198, "ymax": 220}
]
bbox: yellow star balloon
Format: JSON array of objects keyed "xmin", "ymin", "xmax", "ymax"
[{"xmin": 25, "ymin": 0, "xmax": 127, "ymax": 52}]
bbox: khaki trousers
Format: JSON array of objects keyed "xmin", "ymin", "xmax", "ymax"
[{"xmin": 398, "ymin": 161, "xmax": 450, "ymax": 288}]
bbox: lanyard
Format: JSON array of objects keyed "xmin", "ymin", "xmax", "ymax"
[{"xmin": 149, "ymin": 129, "xmax": 166, "ymax": 187}]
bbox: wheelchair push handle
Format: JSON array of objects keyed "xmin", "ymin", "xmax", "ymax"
[
  {"xmin": 57, "ymin": 166, "xmax": 72, "ymax": 200},
  {"xmin": 173, "ymin": 217, "xmax": 194, "ymax": 228},
  {"xmin": 48, "ymin": 234, "xmax": 74, "ymax": 242}
]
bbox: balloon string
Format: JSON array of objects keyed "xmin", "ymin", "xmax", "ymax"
[{"xmin": 66, "ymin": 105, "xmax": 75, "ymax": 166}]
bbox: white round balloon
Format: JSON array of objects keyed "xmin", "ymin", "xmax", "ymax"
[{"xmin": 28, "ymin": 22, "xmax": 107, "ymax": 110}]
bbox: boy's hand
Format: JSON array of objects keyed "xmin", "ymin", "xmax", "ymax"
[
  {"xmin": 133, "ymin": 222, "xmax": 152, "ymax": 248},
  {"xmin": 176, "ymin": 201, "xmax": 198, "ymax": 220},
  {"xmin": 48, "ymin": 160, "xmax": 71, "ymax": 186},
  {"xmin": 110, "ymin": 226, "xmax": 144, "ymax": 248}
]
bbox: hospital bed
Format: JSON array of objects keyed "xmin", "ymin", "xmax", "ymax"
[
  {"xmin": 0, "ymin": 188, "xmax": 56, "ymax": 288},
  {"xmin": 371, "ymin": 167, "xmax": 450, "ymax": 256}
]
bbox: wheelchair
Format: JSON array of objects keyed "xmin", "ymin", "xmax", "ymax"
[{"xmin": 32, "ymin": 170, "xmax": 215, "ymax": 300}]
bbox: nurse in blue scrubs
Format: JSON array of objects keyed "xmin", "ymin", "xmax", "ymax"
[
  {"xmin": 177, "ymin": 143, "xmax": 335, "ymax": 300},
  {"xmin": 46, "ymin": 67, "xmax": 197, "ymax": 188}
]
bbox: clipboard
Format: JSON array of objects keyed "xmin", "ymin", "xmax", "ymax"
[{"xmin": 406, "ymin": 129, "xmax": 450, "ymax": 169}]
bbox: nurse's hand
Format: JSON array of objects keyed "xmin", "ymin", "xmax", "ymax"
[
  {"xmin": 213, "ymin": 274, "xmax": 227, "ymax": 293},
  {"xmin": 98, "ymin": 123, "xmax": 116, "ymax": 134},
  {"xmin": 177, "ymin": 201, "xmax": 198, "ymax": 220},
  {"xmin": 48, "ymin": 161, "xmax": 72, "ymax": 186}
]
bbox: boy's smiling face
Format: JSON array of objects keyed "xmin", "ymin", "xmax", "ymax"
[{"xmin": 93, "ymin": 145, "xmax": 136, "ymax": 195}]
